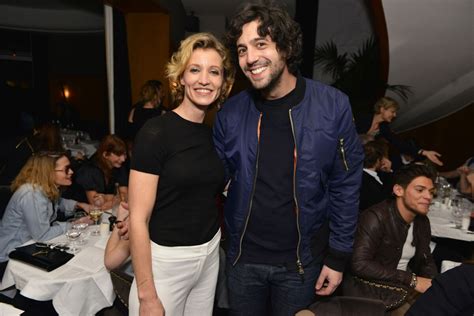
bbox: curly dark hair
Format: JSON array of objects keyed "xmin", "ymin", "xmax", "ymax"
[{"xmin": 225, "ymin": 0, "xmax": 303, "ymax": 75}]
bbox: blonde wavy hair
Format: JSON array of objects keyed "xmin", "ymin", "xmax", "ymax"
[
  {"xmin": 11, "ymin": 151, "xmax": 67, "ymax": 201},
  {"xmin": 166, "ymin": 32, "xmax": 235, "ymax": 109},
  {"xmin": 374, "ymin": 96, "xmax": 400, "ymax": 114}
]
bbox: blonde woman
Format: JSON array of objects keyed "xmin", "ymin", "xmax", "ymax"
[
  {"xmin": 128, "ymin": 32, "xmax": 234, "ymax": 316},
  {"xmin": 355, "ymin": 96, "xmax": 443, "ymax": 166},
  {"xmin": 0, "ymin": 151, "xmax": 92, "ymax": 278}
]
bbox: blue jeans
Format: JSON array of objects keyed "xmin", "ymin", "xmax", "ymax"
[{"xmin": 226, "ymin": 261, "xmax": 321, "ymax": 316}]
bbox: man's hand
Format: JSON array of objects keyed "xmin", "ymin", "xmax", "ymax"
[
  {"xmin": 315, "ymin": 265, "xmax": 343, "ymax": 296},
  {"xmin": 414, "ymin": 276, "xmax": 432, "ymax": 293}
]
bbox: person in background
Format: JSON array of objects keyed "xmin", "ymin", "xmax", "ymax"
[
  {"xmin": 213, "ymin": 2, "xmax": 364, "ymax": 315},
  {"xmin": 355, "ymin": 96, "xmax": 443, "ymax": 167},
  {"xmin": 438, "ymin": 155, "xmax": 474, "ymax": 195},
  {"xmin": 347, "ymin": 163, "xmax": 438, "ymax": 315},
  {"xmin": 0, "ymin": 151, "xmax": 92, "ymax": 279},
  {"xmin": 104, "ymin": 201, "xmax": 131, "ymax": 273},
  {"xmin": 128, "ymin": 32, "xmax": 234, "ymax": 316},
  {"xmin": 0, "ymin": 121, "xmax": 64, "ymax": 186},
  {"xmin": 360, "ymin": 140, "xmax": 393, "ymax": 212},
  {"xmin": 72, "ymin": 134, "xmax": 128, "ymax": 209},
  {"xmin": 406, "ymin": 262, "xmax": 474, "ymax": 316},
  {"xmin": 127, "ymin": 80, "xmax": 165, "ymax": 141}
]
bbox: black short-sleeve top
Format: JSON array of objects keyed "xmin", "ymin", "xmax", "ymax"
[{"xmin": 131, "ymin": 111, "xmax": 225, "ymax": 246}]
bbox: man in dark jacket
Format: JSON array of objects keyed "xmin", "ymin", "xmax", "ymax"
[
  {"xmin": 360, "ymin": 140, "xmax": 393, "ymax": 212},
  {"xmin": 349, "ymin": 163, "xmax": 438, "ymax": 314},
  {"xmin": 213, "ymin": 2, "xmax": 364, "ymax": 315}
]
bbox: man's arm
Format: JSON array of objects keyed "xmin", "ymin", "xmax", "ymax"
[
  {"xmin": 351, "ymin": 210, "xmax": 413, "ymax": 287},
  {"xmin": 325, "ymin": 94, "xmax": 364, "ymax": 270},
  {"xmin": 317, "ymin": 94, "xmax": 364, "ymax": 295}
]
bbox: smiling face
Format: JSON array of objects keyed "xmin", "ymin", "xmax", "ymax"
[
  {"xmin": 380, "ymin": 106, "xmax": 397, "ymax": 123},
  {"xmin": 54, "ymin": 155, "xmax": 73, "ymax": 186},
  {"xmin": 394, "ymin": 176, "xmax": 435, "ymax": 222},
  {"xmin": 236, "ymin": 20, "xmax": 291, "ymax": 98},
  {"xmin": 179, "ymin": 48, "xmax": 224, "ymax": 108},
  {"xmin": 104, "ymin": 152, "xmax": 127, "ymax": 169}
]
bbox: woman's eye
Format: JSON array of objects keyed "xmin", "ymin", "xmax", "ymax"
[
  {"xmin": 189, "ymin": 68, "xmax": 199, "ymax": 73},
  {"xmin": 210, "ymin": 69, "xmax": 221, "ymax": 76}
]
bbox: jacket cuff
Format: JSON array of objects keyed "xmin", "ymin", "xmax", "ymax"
[{"xmin": 323, "ymin": 248, "xmax": 351, "ymax": 272}]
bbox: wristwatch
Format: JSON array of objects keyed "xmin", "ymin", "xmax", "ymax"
[{"xmin": 409, "ymin": 273, "xmax": 418, "ymax": 289}]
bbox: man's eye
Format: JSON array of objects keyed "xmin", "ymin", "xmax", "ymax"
[
  {"xmin": 256, "ymin": 42, "xmax": 266, "ymax": 49},
  {"xmin": 237, "ymin": 48, "xmax": 246, "ymax": 56}
]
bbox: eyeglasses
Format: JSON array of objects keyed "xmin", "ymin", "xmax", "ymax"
[
  {"xmin": 36, "ymin": 151, "xmax": 67, "ymax": 158},
  {"xmin": 55, "ymin": 165, "xmax": 72, "ymax": 174}
]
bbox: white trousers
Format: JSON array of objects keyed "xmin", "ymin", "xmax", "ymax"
[{"xmin": 129, "ymin": 229, "xmax": 221, "ymax": 316}]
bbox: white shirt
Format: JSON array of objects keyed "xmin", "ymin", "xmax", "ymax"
[
  {"xmin": 397, "ymin": 223, "xmax": 416, "ymax": 271},
  {"xmin": 363, "ymin": 168, "xmax": 383, "ymax": 185}
]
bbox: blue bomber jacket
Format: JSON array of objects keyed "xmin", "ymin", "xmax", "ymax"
[{"xmin": 213, "ymin": 78, "xmax": 364, "ymax": 272}]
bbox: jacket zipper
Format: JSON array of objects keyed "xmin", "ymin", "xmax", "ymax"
[
  {"xmin": 338, "ymin": 138, "xmax": 349, "ymax": 171},
  {"xmin": 233, "ymin": 113, "xmax": 262, "ymax": 265},
  {"xmin": 289, "ymin": 109, "xmax": 304, "ymax": 276}
]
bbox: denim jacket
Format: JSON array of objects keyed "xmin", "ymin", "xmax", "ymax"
[{"xmin": 0, "ymin": 184, "xmax": 76, "ymax": 262}]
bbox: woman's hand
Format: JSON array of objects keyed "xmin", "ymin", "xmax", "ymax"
[
  {"xmin": 421, "ymin": 150, "xmax": 443, "ymax": 166},
  {"xmin": 74, "ymin": 216, "xmax": 94, "ymax": 225},
  {"xmin": 139, "ymin": 296, "xmax": 165, "ymax": 316}
]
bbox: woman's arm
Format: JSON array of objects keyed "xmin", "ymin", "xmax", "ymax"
[
  {"xmin": 129, "ymin": 169, "xmax": 164, "ymax": 315},
  {"xmin": 104, "ymin": 201, "xmax": 130, "ymax": 270}
]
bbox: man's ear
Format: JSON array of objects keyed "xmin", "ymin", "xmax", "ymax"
[{"xmin": 393, "ymin": 184, "xmax": 404, "ymax": 197}]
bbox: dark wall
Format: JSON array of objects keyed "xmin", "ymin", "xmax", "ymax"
[{"xmin": 399, "ymin": 103, "xmax": 474, "ymax": 171}]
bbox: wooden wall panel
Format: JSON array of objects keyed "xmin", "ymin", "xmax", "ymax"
[{"xmin": 125, "ymin": 13, "xmax": 170, "ymax": 108}]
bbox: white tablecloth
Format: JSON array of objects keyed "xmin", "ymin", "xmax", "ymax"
[
  {"xmin": 0, "ymin": 228, "xmax": 115, "ymax": 316},
  {"xmin": 428, "ymin": 203, "xmax": 474, "ymax": 242}
]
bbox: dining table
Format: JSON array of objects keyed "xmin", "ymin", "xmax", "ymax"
[
  {"xmin": 428, "ymin": 200, "xmax": 474, "ymax": 243},
  {"xmin": 0, "ymin": 224, "xmax": 115, "ymax": 316}
]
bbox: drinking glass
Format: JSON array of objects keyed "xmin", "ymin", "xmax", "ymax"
[
  {"xmin": 451, "ymin": 201, "xmax": 463, "ymax": 229},
  {"xmin": 66, "ymin": 228, "xmax": 82, "ymax": 254},
  {"xmin": 90, "ymin": 195, "xmax": 104, "ymax": 236}
]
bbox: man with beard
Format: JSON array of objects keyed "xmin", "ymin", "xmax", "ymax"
[
  {"xmin": 348, "ymin": 163, "xmax": 438, "ymax": 315},
  {"xmin": 213, "ymin": 1, "xmax": 364, "ymax": 315}
]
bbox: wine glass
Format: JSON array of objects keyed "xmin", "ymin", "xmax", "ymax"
[
  {"xmin": 72, "ymin": 221, "xmax": 89, "ymax": 245},
  {"xmin": 66, "ymin": 228, "xmax": 82, "ymax": 254},
  {"xmin": 89, "ymin": 195, "xmax": 104, "ymax": 236}
]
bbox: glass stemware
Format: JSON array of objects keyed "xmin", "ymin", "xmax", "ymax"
[
  {"xmin": 89, "ymin": 195, "xmax": 104, "ymax": 236},
  {"xmin": 66, "ymin": 228, "xmax": 82, "ymax": 254}
]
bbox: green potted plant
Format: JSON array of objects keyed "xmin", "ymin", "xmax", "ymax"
[{"xmin": 314, "ymin": 36, "xmax": 412, "ymax": 115}]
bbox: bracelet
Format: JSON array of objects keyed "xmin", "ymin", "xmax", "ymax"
[{"xmin": 409, "ymin": 273, "xmax": 417, "ymax": 289}]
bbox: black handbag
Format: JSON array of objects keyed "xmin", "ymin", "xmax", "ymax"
[
  {"xmin": 342, "ymin": 274, "xmax": 409, "ymax": 310},
  {"xmin": 9, "ymin": 243, "xmax": 74, "ymax": 272}
]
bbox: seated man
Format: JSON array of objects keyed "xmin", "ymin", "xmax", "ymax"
[
  {"xmin": 347, "ymin": 163, "xmax": 439, "ymax": 315},
  {"xmin": 360, "ymin": 140, "xmax": 393, "ymax": 212}
]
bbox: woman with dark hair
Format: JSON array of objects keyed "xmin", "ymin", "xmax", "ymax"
[
  {"xmin": 128, "ymin": 32, "xmax": 234, "ymax": 316},
  {"xmin": 73, "ymin": 134, "xmax": 128, "ymax": 210}
]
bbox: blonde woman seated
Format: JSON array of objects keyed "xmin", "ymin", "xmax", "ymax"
[{"xmin": 0, "ymin": 151, "xmax": 92, "ymax": 278}]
